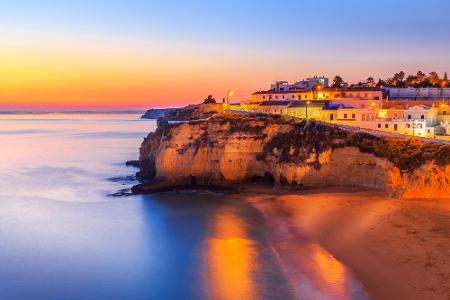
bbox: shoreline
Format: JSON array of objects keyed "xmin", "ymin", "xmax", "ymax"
[{"xmin": 239, "ymin": 186, "xmax": 450, "ymax": 300}]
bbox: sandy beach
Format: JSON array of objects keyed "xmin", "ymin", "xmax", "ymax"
[{"xmin": 242, "ymin": 186, "xmax": 450, "ymax": 300}]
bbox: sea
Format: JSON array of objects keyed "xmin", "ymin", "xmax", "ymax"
[{"xmin": 0, "ymin": 113, "xmax": 368, "ymax": 300}]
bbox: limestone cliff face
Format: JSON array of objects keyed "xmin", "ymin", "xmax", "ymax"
[{"xmin": 138, "ymin": 113, "xmax": 450, "ymax": 199}]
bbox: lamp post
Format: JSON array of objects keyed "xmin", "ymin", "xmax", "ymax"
[
  {"xmin": 305, "ymin": 101, "xmax": 311, "ymax": 119},
  {"xmin": 226, "ymin": 90, "xmax": 234, "ymax": 104}
]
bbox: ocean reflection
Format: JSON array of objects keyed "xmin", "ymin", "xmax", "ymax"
[
  {"xmin": 0, "ymin": 114, "xmax": 368, "ymax": 300},
  {"xmin": 205, "ymin": 207, "xmax": 258, "ymax": 300}
]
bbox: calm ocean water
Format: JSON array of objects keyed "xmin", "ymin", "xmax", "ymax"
[
  {"xmin": 0, "ymin": 113, "xmax": 368, "ymax": 300},
  {"xmin": 0, "ymin": 114, "xmax": 291, "ymax": 300}
]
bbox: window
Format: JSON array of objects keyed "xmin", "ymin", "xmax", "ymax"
[
  {"xmin": 356, "ymin": 93, "xmax": 361, "ymax": 98},
  {"xmin": 362, "ymin": 114, "xmax": 366, "ymax": 121},
  {"xmin": 443, "ymin": 111, "xmax": 447, "ymax": 115},
  {"xmin": 298, "ymin": 96, "xmax": 301, "ymax": 100},
  {"xmin": 394, "ymin": 124, "xmax": 398, "ymax": 131},
  {"xmin": 408, "ymin": 115, "xmax": 411, "ymax": 119},
  {"xmin": 292, "ymin": 95, "xmax": 295, "ymax": 99},
  {"xmin": 263, "ymin": 96, "xmax": 266, "ymax": 100},
  {"xmin": 378, "ymin": 124, "xmax": 381, "ymax": 128},
  {"xmin": 394, "ymin": 113, "xmax": 398, "ymax": 119},
  {"xmin": 348, "ymin": 93, "xmax": 353, "ymax": 98},
  {"xmin": 406, "ymin": 124, "xmax": 411, "ymax": 129},
  {"xmin": 417, "ymin": 124, "xmax": 423, "ymax": 129},
  {"xmin": 269, "ymin": 95, "xmax": 272, "ymax": 100},
  {"xmin": 385, "ymin": 124, "xmax": 389, "ymax": 128},
  {"xmin": 275, "ymin": 96, "xmax": 278, "ymax": 99},
  {"xmin": 421, "ymin": 115, "xmax": 424, "ymax": 119},
  {"xmin": 352, "ymin": 113, "xmax": 356, "ymax": 119},
  {"xmin": 427, "ymin": 129, "xmax": 431, "ymax": 133},
  {"xmin": 344, "ymin": 113, "xmax": 348, "ymax": 118},
  {"xmin": 330, "ymin": 114, "xmax": 334, "ymax": 121}
]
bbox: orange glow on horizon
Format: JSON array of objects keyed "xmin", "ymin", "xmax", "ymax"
[{"xmin": 0, "ymin": 40, "xmax": 270, "ymax": 110}]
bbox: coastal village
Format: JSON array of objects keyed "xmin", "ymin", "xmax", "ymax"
[{"xmin": 219, "ymin": 73, "xmax": 450, "ymax": 141}]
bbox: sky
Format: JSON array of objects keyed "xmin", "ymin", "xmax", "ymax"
[{"xmin": 1, "ymin": 0, "xmax": 450, "ymax": 111}]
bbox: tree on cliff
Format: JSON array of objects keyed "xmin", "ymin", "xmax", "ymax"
[
  {"xmin": 376, "ymin": 78, "xmax": 386, "ymax": 87},
  {"xmin": 428, "ymin": 72, "xmax": 440, "ymax": 87},
  {"xmin": 203, "ymin": 95, "xmax": 217, "ymax": 104},
  {"xmin": 331, "ymin": 76, "xmax": 345, "ymax": 88}
]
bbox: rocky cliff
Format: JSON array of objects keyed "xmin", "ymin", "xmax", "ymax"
[
  {"xmin": 141, "ymin": 108, "xmax": 176, "ymax": 119},
  {"xmin": 136, "ymin": 111, "xmax": 450, "ymax": 199}
]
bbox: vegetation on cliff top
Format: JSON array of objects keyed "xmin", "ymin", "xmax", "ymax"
[
  {"xmin": 257, "ymin": 118, "xmax": 450, "ymax": 173},
  {"xmin": 151, "ymin": 111, "xmax": 450, "ymax": 174},
  {"xmin": 212, "ymin": 113, "xmax": 450, "ymax": 173}
]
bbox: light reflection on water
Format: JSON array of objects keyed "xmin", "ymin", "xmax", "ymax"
[
  {"xmin": 205, "ymin": 207, "xmax": 258, "ymax": 300},
  {"xmin": 0, "ymin": 114, "xmax": 368, "ymax": 300}
]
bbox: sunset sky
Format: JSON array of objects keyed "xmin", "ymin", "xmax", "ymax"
[{"xmin": 1, "ymin": 0, "xmax": 450, "ymax": 111}]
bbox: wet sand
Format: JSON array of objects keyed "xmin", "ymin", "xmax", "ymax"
[{"xmin": 241, "ymin": 186, "xmax": 450, "ymax": 300}]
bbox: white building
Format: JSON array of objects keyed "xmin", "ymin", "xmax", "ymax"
[
  {"xmin": 384, "ymin": 87, "xmax": 450, "ymax": 100},
  {"xmin": 269, "ymin": 76, "xmax": 329, "ymax": 92}
]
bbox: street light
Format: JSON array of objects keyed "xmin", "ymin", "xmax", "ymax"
[
  {"xmin": 306, "ymin": 101, "xmax": 311, "ymax": 119},
  {"xmin": 226, "ymin": 90, "xmax": 234, "ymax": 104}
]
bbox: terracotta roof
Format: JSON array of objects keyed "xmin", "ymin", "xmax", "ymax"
[
  {"xmin": 253, "ymin": 90, "xmax": 308, "ymax": 95},
  {"xmin": 259, "ymin": 101, "xmax": 291, "ymax": 106},
  {"xmin": 287, "ymin": 100, "xmax": 330, "ymax": 108},
  {"xmin": 253, "ymin": 87, "xmax": 382, "ymax": 95}
]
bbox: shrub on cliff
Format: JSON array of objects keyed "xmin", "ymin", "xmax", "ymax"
[
  {"xmin": 258, "ymin": 120, "xmax": 347, "ymax": 167},
  {"xmin": 258, "ymin": 119, "xmax": 450, "ymax": 173}
]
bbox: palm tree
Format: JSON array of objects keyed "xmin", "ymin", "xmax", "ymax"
[
  {"xmin": 416, "ymin": 71, "xmax": 426, "ymax": 85},
  {"xmin": 376, "ymin": 78, "xmax": 386, "ymax": 87},
  {"xmin": 429, "ymin": 72, "xmax": 440, "ymax": 86},
  {"xmin": 405, "ymin": 75, "xmax": 416, "ymax": 86}
]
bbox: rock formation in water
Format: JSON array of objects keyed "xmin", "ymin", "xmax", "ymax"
[
  {"xmin": 141, "ymin": 108, "xmax": 177, "ymax": 119},
  {"xmin": 142, "ymin": 103, "xmax": 224, "ymax": 120},
  {"xmin": 135, "ymin": 107, "xmax": 450, "ymax": 199}
]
